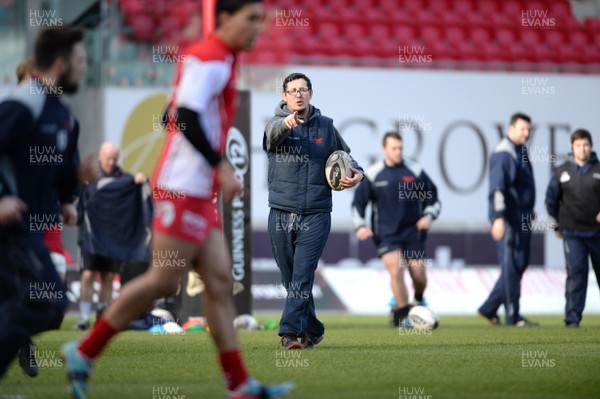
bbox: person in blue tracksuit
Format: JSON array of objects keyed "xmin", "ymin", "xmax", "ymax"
[
  {"xmin": 0, "ymin": 27, "xmax": 95, "ymax": 378},
  {"xmin": 264, "ymin": 72, "xmax": 364, "ymax": 349},
  {"xmin": 352, "ymin": 132, "xmax": 441, "ymax": 327},
  {"xmin": 478, "ymin": 112, "xmax": 538, "ymax": 327},
  {"xmin": 545, "ymin": 129, "xmax": 600, "ymax": 328}
]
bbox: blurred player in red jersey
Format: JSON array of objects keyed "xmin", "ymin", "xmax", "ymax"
[{"xmin": 62, "ymin": 1, "xmax": 294, "ymax": 398}]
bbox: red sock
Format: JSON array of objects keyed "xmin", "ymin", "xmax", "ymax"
[
  {"xmin": 78, "ymin": 316, "xmax": 119, "ymax": 360},
  {"xmin": 219, "ymin": 350, "xmax": 249, "ymax": 391}
]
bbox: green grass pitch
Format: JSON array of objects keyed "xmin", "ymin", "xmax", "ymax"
[{"xmin": 1, "ymin": 315, "xmax": 600, "ymax": 399}]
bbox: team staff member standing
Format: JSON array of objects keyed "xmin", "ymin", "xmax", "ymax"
[
  {"xmin": 478, "ymin": 112, "xmax": 538, "ymax": 327},
  {"xmin": 545, "ymin": 129, "xmax": 600, "ymax": 328},
  {"xmin": 352, "ymin": 132, "xmax": 441, "ymax": 327},
  {"xmin": 62, "ymin": 2, "xmax": 294, "ymax": 399},
  {"xmin": 264, "ymin": 72, "xmax": 364, "ymax": 350},
  {"xmin": 75, "ymin": 142, "xmax": 148, "ymax": 331}
]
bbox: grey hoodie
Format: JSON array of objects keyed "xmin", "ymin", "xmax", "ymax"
[{"xmin": 263, "ymin": 101, "xmax": 363, "ymax": 214}]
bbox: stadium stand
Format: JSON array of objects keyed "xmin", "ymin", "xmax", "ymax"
[{"xmin": 114, "ymin": 0, "xmax": 600, "ymax": 74}]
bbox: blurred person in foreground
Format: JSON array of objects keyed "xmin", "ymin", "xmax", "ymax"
[
  {"xmin": 61, "ymin": 1, "xmax": 295, "ymax": 398},
  {"xmin": 545, "ymin": 129, "xmax": 600, "ymax": 328},
  {"xmin": 11, "ymin": 56, "xmax": 77, "ymax": 378},
  {"xmin": 0, "ymin": 27, "xmax": 96, "ymax": 379}
]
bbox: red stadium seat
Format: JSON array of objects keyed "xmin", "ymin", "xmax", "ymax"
[
  {"xmin": 370, "ymin": 24, "xmax": 391, "ymax": 42},
  {"xmin": 569, "ymin": 30, "xmax": 590, "ymax": 50},
  {"xmin": 556, "ymin": 45, "xmax": 582, "ymax": 64},
  {"xmin": 487, "ymin": 12, "xmax": 514, "ymax": 29},
  {"xmin": 526, "ymin": 1, "xmax": 547, "ymax": 11},
  {"xmin": 130, "ymin": 14, "xmax": 154, "ymax": 42},
  {"xmin": 317, "ymin": 22, "xmax": 339, "ymax": 39},
  {"xmin": 420, "ymin": 26, "xmax": 442, "ymax": 45},
  {"xmin": 545, "ymin": 30, "xmax": 566, "ymax": 50},
  {"xmin": 582, "ymin": 46, "xmax": 600, "ymax": 64},
  {"xmin": 435, "ymin": 9, "xmax": 463, "ymax": 26},
  {"xmin": 449, "ymin": 0, "xmax": 484, "ymax": 26},
  {"xmin": 548, "ymin": 0, "xmax": 572, "ymax": 23},
  {"xmin": 585, "ymin": 17, "xmax": 600, "ymax": 32},
  {"xmin": 501, "ymin": 1, "xmax": 523, "ymax": 18},
  {"xmin": 451, "ymin": 0, "xmax": 475, "ymax": 15},
  {"xmin": 520, "ymin": 30, "xmax": 540, "ymax": 49},
  {"xmin": 428, "ymin": 41, "xmax": 457, "ymax": 62},
  {"xmin": 151, "ymin": 0, "xmax": 169, "ymax": 18},
  {"xmin": 362, "ymin": 8, "xmax": 387, "ymax": 24},
  {"xmin": 345, "ymin": 23, "xmax": 367, "ymax": 41},
  {"xmin": 480, "ymin": 42, "xmax": 508, "ymax": 62},
  {"xmin": 477, "ymin": 0, "xmax": 499, "ymax": 17},
  {"xmin": 446, "ymin": 26, "xmax": 466, "ymax": 45},
  {"xmin": 455, "ymin": 41, "xmax": 483, "ymax": 61},
  {"xmin": 429, "ymin": 0, "xmax": 449, "ymax": 14},
  {"xmin": 529, "ymin": 44, "xmax": 556, "ymax": 63},
  {"xmin": 470, "ymin": 27, "xmax": 492, "ymax": 48},
  {"xmin": 495, "ymin": 29, "xmax": 517, "ymax": 48},
  {"xmin": 404, "ymin": 0, "xmax": 428, "ymax": 13},
  {"xmin": 393, "ymin": 25, "xmax": 417, "ymax": 44}
]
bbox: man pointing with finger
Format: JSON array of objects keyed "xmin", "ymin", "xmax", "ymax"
[{"xmin": 263, "ymin": 72, "xmax": 364, "ymax": 349}]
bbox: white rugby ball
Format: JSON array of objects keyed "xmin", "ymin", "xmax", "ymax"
[
  {"xmin": 151, "ymin": 308, "xmax": 174, "ymax": 322},
  {"xmin": 408, "ymin": 306, "xmax": 439, "ymax": 330},
  {"xmin": 234, "ymin": 314, "xmax": 259, "ymax": 330},
  {"xmin": 162, "ymin": 321, "xmax": 184, "ymax": 333},
  {"xmin": 325, "ymin": 150, "xmax": 353, "ymax": 191}
]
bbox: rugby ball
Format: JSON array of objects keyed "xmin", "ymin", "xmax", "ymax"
[
  {"xmin": 234, "ymin": 314, "xmax": 259, "ymax": 330},
  {"xmin": 162, "ymin": 321, "xmax": 184, "ymax": 334},
  {"xmin": 325, "ymin": 150, "xmax": 353, "ymax": 191},
  {"xmin": 151, "ymin": 308, "xmax": 174, "ymax": 322},
  {"xmin": 408, "ymin": 306, "xmax": 439, "ymax": 330}
]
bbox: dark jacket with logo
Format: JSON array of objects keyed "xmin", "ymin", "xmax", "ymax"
[
  {"xmin": 352, "ymin": 159, "xmax": 441, "ymax": 244},
  {"xmin": 545, "ymin": 152, "xmax": 600, "ymax": 233},
  {"xmin": 488, "ymin": 137, "xmax": 536, "ymax": 228},
  {"xmin": 263, "ymin": 101, "xmax": 363, "ymax": 214}
]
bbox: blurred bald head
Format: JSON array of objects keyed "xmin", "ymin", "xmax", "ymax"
[{"xmin": 98, "ymin": 142, "xmax": 119, "ymax": 175}]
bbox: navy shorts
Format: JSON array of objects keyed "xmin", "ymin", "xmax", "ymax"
[
  {"xmin": 377, "ymin": 239, "xmax": 426, "ymax": 259},
  {"xmin": 80, "ymin": 251, "xmax": 122, "ymax": 273}
]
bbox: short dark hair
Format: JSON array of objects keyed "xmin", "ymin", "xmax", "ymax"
[
  {"xmin": 571, "ymin": 129, "xmax": 593, "ymax": 146},
  {"xmin": 216, "ymin": 0, "xmax": 262, "ymax": 17},
  {"xmin": 283, "ymin": 72, "xmax": 312, "ymax": 93},
  {"xmin": 34, "ymin": 27, "xmax": 84, "ymax": 72},
  {"xmin": 509, "ymin": 112, "xmax": 531, "ymax": 126},
  {"xmin": 382, "ymin": 131, "xmax": 402, "ymax": 147}
]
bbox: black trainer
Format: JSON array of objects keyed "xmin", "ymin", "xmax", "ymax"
[
  {"xmin": 18, "ymin": 339, "xmax": 39, "ymax": 377},
  {"xmin": 300, "ymin": 334, "xmax": 324, "ymax": 349},
  {"xmin": 477, "ymin": 312, "xmax": 500, "ymax": 326},
  {"xmin": 72, "ymin": 320, "xmax": 90, "ymax": 331}
]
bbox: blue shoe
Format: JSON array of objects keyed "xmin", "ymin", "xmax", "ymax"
[
  {"xmin": 389, "ymin": 296, "xmax": 396, "ymax": 308},
  {"xmin": 400, "ymin": 317, "xmax": 413, "ymax": 329},
  {"xmin": 227, "ymin": 377, "xmax": 295, "ymax": 399},
  {"xmin": 62, "ymin": 341, "xmax": 93, "ymax": 399}
]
